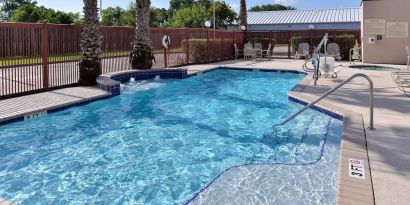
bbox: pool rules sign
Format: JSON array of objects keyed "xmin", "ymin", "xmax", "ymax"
[{"xmin": 349, "ymin": 159, "xmax": 365, "ymax": 180}]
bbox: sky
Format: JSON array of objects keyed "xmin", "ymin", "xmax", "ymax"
[{"xmin": 34, "ymin": 0, "xmax": 362, "ymax": 13}]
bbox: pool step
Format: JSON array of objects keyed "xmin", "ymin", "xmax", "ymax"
[{"xmin": 250, "ymin": 115, "xmax": 330, "ymax": 164}]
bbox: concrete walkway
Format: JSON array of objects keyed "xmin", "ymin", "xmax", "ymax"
[
  {"xmin": 0, "ymin": 87, "xmax": 110, "ymax": 123},
  {"xmin": 178, "ymin": 59, "xmax": 410, "ymax": 205}
]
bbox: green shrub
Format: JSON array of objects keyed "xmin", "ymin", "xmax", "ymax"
[
  {"xmin": 291, "ymin": 34, "xmax": 356, "ymax": 60},
  {"xmin": 330, "ymin": 34, "xmax": 356, "ymax": 60},
  {"xmin": 182, "ymin": 39, "xmax": 234, "ymax": 63},
  {"xmin": 248, "ymin": 38, "xmax": 275, "ymax": 51}
]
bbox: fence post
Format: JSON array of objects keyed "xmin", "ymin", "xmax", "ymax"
[
  {"xmin": 220, "ymin": 31, "xmax": 223, "ymax": 60},
  {"xmin": 207, "ymin": 29, "xmax": 210, "ymax": 63},
  {"xmin": 232, "ymin": 31, "xmax": 235, "ymax": 59},
  {"xmin": 185, "ymin": 29, "xmax": 189, "ymax": 64},
  {"xmin": 41, "ymin": 22, "xmax": 49, "ymax": 89},
  {"xmin": 288, "ymin": 31, "xmax": 292, "ymax": 59},
  {"xmin": 163, "ymin": 28, "xmax": 167, "ymax": 68}
]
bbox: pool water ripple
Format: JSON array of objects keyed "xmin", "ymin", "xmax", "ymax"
[{"xmin": 0, "ymin": 69, "xmax": 342, "ymax": 204}]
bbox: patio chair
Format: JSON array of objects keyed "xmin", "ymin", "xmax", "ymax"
[
  {"xmin": 244, "ymin": 43, "xmax": 256, "ymax": 60},
  {"xmin": 391, "ymin": 71, "xmax": 410, "ymax": 96},
  {"xmin": 350, "ymin": 41, "xmax": 362, "ymax": 64},
  {"xmin": 294, "ymin": 43, "xmax": 310, "ymax": 60},
  {"xmin": 406, "ymin": 45, "xmax": 410, "ymax": 70},
  {"xmin": 261, "ymin": 43, "xmax": 272, "ymax": 59},
  {"xmin": 254, "ymin": 43, "xmax": 263, "ymax": 58},
  {"xmin": 327, "ymin": 43, "xmax": 342, "ymax": 62},
  {"xmin": 234, "ymin": 43, "xmax": 244, "ymax": 59}
]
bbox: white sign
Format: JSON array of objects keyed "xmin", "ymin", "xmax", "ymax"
[
  {"xmin": 349, "ymin": 158, "xmax": 365, "ymax": 180},
  {"xmin": 24, "ymin": 111, "xmax": 47, "ymax": 120},
  {"xmin": 162, "ymin": 34, "xmax": 171, "ymax": 49},
  {"xmin": 364, "ymin": 19, "xmax": 386, "ymax": 35},
  {"xmin": 387, "ymin": 22, "xmax": 409, "ymax": 38}
]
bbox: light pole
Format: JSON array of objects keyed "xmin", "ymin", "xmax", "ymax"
[
  {"xmin": 100, "ymin": 0, "xmax": 103, "ymax": 19},
  {"xmin": 213, "ymin": 0, "xmax": 215, "ymax": 30}
]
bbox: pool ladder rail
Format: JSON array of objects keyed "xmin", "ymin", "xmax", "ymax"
[{"xmin": 276, "ymin": 73, "xmax": 375, "ymax": 130}]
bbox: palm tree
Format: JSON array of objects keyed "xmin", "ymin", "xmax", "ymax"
[
  {"xmin": 79, "ymin": 0, "xmax": 103, "ymax": 85},
  {"xmin": 129, "ymin": 0, "xmax": 155, "ymax": 70},
  {"xmin": 239, "ymin": 0, "xmax": 247, "ymax": 29}
]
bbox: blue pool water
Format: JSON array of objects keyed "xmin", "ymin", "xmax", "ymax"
[{"xmin": 0, "ymin": 69, "xmax": 342, "ymax": 204}]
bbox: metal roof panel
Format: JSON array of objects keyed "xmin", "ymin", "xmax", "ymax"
[{"xmin": 248, "ymin": 8, "xmax": 361, "ymax": 25}]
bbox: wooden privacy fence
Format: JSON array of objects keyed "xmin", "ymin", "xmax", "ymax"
[
  {"xmin": 0, "ymin": 22, "xmax": 245, "ymax": 99},
  {"xmin": 0, "ymin": 22, "xmax": 360, "ymax": 99}
]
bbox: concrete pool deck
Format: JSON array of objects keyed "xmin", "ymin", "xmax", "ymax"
[{"xmin": 0, "ymin": 59, "xmax": 409, "ymax": 204}]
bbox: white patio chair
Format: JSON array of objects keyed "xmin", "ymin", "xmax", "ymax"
[
  {"xmin": 261, "ymin": 43, "xmax": 272, "ymax": 59},
  {"xmin": 234, "ymin": 43, "xmax": 243, "ymax": 59},
  {"xmin": 294, "ymin": 43, "xmax": 310, "ymax": 60},
  {"xmin": 391, "ymin": 71, "xmax": 410, "ymax": 96},
  {"xmin": 244, "ymin": 43, "xmax": 256, "ymax": 60},
  {"xmin": 350, "ymin": 41, "xmax": 362, "ymax": 64},
  {"xmin": 254, "ymin": 43, "xmax": 263, "ymax": 58},
  {"xmin": 327, "ymin": 43, "xmax": 342, "ymax": 62}
]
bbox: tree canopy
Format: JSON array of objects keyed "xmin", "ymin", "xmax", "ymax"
[
  {"xmin": 8, "ymin": 2, "xmax": 81, "ymax": 24},
  {"xmin": 0, "ymin": 0, "xmax": 32, "ymax": 19},
  {"xmin": 100, "ymin": 6, "xmax": 168, "ymax": 27},
  {"xmin": 3, "ymin": 0, "xmax": 236, "ymax": 28},
  {"xmin": 169, "ymin": 0, "xmax": 236, "ymax": 28},
  {"xmin": 249, "ymin": 4, "xmax": 296, "ymax": 12}
]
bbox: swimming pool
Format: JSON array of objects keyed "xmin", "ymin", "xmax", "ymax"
[
  {"xmin": 0, "ymin": 69, "xmax": 342, "ymax": 204},
  {"xmin": 349, "ymin": 65, "xmax": 401, "ymax": 71}
]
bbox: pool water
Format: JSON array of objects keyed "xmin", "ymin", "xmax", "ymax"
[
  {"xmin": 349, "ymin": 65, "xmax": 401, "ymax": 71},
  {"xmin": 0, "ymin": 69, "xmax": 342, "ymax": 204}
]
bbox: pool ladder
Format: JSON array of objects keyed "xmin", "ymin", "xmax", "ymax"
[{"xmin": 276, "ymin": 73, "xmax": 374, "ymax": 130}]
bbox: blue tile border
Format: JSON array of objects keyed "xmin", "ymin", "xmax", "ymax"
[
  {"xmin": 288, "ymin": 96, "xmax": 344, "ymax": 121},
  {"xmin": 97, "ymin": 69, "xmax": 188, "ymax": 95}
]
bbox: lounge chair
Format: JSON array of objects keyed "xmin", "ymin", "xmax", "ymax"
[
  {"xmin": 261, "ymin": 43, "xmax": 272, "ymax": 59},
  {"xmin": 350, "ymin": 41, "xmax": 362, "ymax": 64},
  {"xmin": 244, "ymin": 43, "xmax": 256, "ymax": 60},
  {"xmin": 327, "ymin": 43, "xmax": 342, "ymax": 62},
  {"xmin": 391, "ymin": 71, "xmax": 410, "ymax": 96},
  {"xmin": 234, "ymin": 43, "xmax": 243, "ymax": 59},
  {"xmin": 406, "ymin": 45, "xmax": 409, "ymax": 70},
  {"xmin": 294, "ymin": 43, "xmax": 310, "ymax": 60},
  {"xmin": 254, "ymin": 43, "xmax": 263, "ymax": 58}
]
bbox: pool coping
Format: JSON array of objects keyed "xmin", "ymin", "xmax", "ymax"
[{"xmin": 290, "ymin": 73, "xmax": 375, "ymax": 205}]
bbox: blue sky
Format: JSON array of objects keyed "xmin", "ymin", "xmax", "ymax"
[{"xmin": 35, "ymin": 0, "xmax": 362, "ymax": 13}]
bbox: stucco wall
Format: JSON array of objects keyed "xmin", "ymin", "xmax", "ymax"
[{"xmin": 362, "ymin": 0, "xmax": 410, "ymax": 64}]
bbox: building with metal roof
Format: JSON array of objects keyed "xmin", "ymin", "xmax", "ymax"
[{"xmin": 246, "ymin": 8, "xmax": 361, "ymax": 31}]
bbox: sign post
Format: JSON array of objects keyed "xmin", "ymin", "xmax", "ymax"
[{"xmin": 162, "ymin": 33, "xmax": 171, "ymax": 68}]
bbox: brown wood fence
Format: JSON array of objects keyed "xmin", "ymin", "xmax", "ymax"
[
  {"xmin": 0, "ymin": 23, "xmax": 245, "ymax": 99},
  {"xmin": 0, "ymin": 22, "xmax": 360, "ymax": 99}
]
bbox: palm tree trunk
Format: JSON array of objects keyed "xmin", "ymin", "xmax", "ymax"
[
  {"xmin": 79, "ymin": 0, "xmax": 103, "ymax": 85},
  {"xmin": 239, "ymin": 0, "xmax": 247, "ymax": 29},
  {"xmin": 130, "ymin": 0, "xmax": 155, "ymax": 70}
]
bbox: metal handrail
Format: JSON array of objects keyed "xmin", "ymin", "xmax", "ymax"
[
  {"xmin": 277, "ymin": 73, "xmax": 374, "ymax": 130},
  {"xmin": 313, "ymin": 33, "xmax": 329, "ymax": 86}
]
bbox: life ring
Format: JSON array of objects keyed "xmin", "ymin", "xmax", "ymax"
[{"xmin": 162, "ymin": 34, "xmax": 171, "ymax": 49}]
